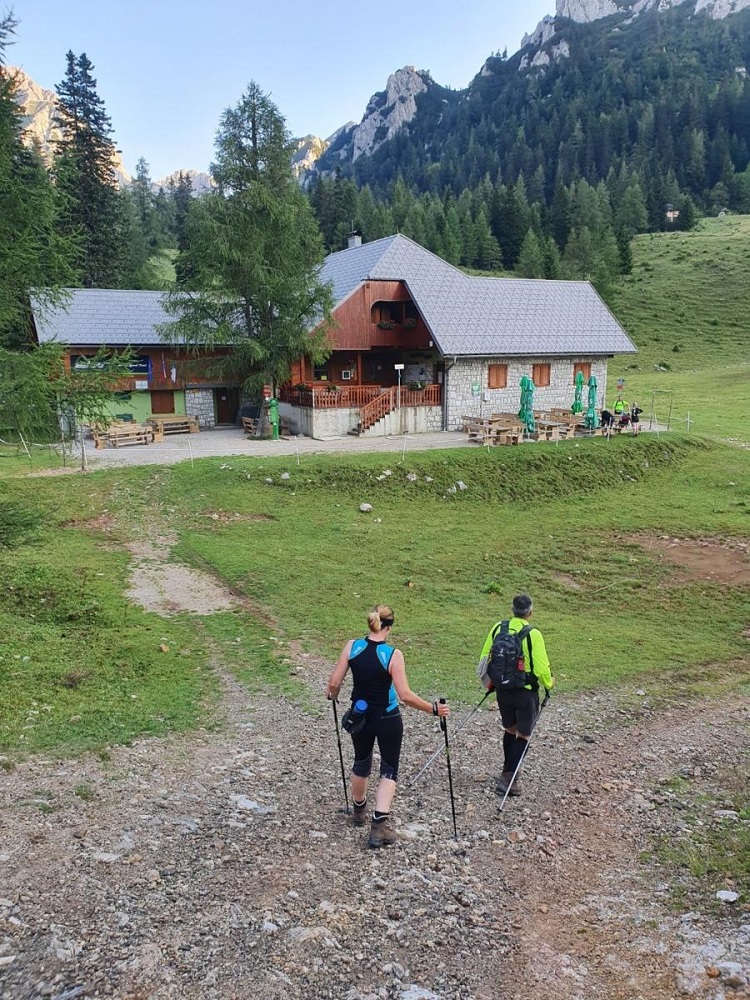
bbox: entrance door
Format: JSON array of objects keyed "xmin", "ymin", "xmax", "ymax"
[
  {"xmin": 151, "ymin": 390, "xmax": 175, "ymax": 414},
  {"xmin": 214, "ymin": 387, "xmax": 239, "ymax": 424}
]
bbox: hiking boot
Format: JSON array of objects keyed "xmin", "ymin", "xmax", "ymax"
[
  {"xmin": 497, "ymin": 771, "xmax": 521, "ymax": 797},
  {"xmin": 349, "ymin": 801, "xmax": 367, "ymax": 827},
  {"xmin": 368, "ymin": 817, "xmax": 398, "ymax": 849}
]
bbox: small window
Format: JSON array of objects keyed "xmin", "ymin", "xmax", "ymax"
[
  {"xmin": 532, "ymin": 364, "xmax": 551, "ymax": 387},
  {"xmin": 573, "ymin": 362, "xmax": 591, "ymax": 382},
  {"xmin": 487, "ymin": 364, "xmax": 508, "ymax": 389},
  {"xmin": 313, "ymin": 364, "xmax": 328, "ymax": 381}
]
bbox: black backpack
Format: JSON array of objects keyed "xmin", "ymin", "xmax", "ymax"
[{"xmin": 487, "ymin": 621, "xmax": 535, "ymax": 691}]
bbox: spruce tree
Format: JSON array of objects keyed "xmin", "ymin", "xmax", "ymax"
[
  {"xmin": 165, "ymin": 82, "xmax": 333, "ymax": 395},
  {"xmin": 516, "ymin": 229, "xmax": 545, "ymax": 278},
  {"xmin": 0, "ymin": 15, "xmax": 78, "ymax": 347},
  {"xmin": 53, "ymin": 51, "xmax": 124, "ymax": 287}
]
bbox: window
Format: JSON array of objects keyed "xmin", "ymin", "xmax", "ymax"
[
  {"xmin": 573, "ymin": 362, "xmax": 591, "ymax": 382},
  {"xmin": 532, "ymin": 364, "xmax": 551, "ymax": 387},
  {"xmin": 487, "ymin": 364, "xmax": 508, "ymax": 389},
  {"xmin": 313, "ymin": 364, "xmax": 329, "ymax": 381},
  {"xmin": 371, "ymin": 301, "xmax": 403, "ymax": 325}
]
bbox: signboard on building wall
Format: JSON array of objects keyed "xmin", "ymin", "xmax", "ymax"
[
  {"xmin": 134, "ymin": 380, "xmax": 148, "ymax": 390},
  {"xmin": 471, "ymin": 383, "xmax": 481, "ymax": 397}
]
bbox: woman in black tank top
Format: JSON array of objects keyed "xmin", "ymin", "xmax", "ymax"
[{"xmin": 327, "ymin": 605, "xmax": 450, "ymax": 848}]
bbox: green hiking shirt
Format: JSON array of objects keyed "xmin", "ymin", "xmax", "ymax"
[{"xmin": 477, "ymin": 616, "xmax": 554, "ymax": 692}]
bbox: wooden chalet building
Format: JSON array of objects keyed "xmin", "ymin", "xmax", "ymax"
[
  {"xmin": 30, "ymin": 289, "xmax": 242, "ymax": 428},
  {"xmin": 280, "ymin": 233, "xmax": 636, "ymax": 438},
  {"xmin": 30, "ymin": 235, "xmax": 635, "ymax": 439}
]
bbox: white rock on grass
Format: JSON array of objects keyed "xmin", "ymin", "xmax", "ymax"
[
  {"xmin": 359, "ymin": 503, "xmax": 373, "ymax": 513},
  {"xmin": 716, "ymin": 890, "xmax": 740, "ymax": 903}
]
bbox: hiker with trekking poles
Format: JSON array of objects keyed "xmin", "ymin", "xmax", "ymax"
[
  {"xmin": 326, "ymin": 604, "xmax": 450, "ymax": 848},
  {"xmin": 477, "ymin": 594, "xmax": 555, "ymax": 801}
]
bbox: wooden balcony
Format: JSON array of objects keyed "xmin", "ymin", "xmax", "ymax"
[{"xmin": 280, "ymin": 383, "xmax": 442, "ymax": 412}]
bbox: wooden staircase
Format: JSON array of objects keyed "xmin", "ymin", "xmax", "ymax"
[{"xmin": 355, "ymin": 387, "xmax": 398, "ymax": 435}]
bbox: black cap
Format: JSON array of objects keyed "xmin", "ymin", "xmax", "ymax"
[{"xmin": 512, "ymin": 593, "xmax": 533, "ymax": 617}]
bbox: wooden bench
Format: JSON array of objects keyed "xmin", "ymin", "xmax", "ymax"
[
  {"xmin": 466, "ymin": 421, "xmax": 492, "ymax": 444},
  {"xmin": 107, "ymin": 423, "xmax": 154, "ymax": 448},
  {"xmin": 242, "ymin": 416, "xmax": 259, "ymax": 437},
  {"xmin": 147, "ymin": 414, "xmax": 199, "ymax": 435}
]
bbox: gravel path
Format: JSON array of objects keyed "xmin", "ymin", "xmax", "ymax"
[
  {"xmin": 1, "ymin": 656, "xmax": 748, "ymax": 1000},
  {"xmin": 79, "ymin": 430, "xmax": 471, "ymax": 469}
]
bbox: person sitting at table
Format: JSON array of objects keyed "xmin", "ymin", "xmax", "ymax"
[{"xmin": 618, "ymin": 409, "xmax": 631, "ymax": 432}]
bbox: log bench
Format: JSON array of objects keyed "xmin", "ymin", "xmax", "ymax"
[{"xmin": 242, "ymin": 416, "xmax": 259, "ymax": 436}]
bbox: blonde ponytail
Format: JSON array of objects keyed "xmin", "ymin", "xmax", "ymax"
[{"xmin": 368, "ymin": 604, "xmax": 394, "ymax": 633}]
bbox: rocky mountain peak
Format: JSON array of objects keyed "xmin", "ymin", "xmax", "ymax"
[
  {"xmin": 554, "ymin": 0, "xmax": 750, "ymax": 22},
  {"xmin": 351, "ymin": 66, "xmax": 431, "ymax": 162}
]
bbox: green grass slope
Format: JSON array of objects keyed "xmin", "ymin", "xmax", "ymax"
[
  {"xmin": 612, "ymin": 216, "xmax": 750, "ymax": 445},
  {"xmin": 2, "ymin": 440, "xmax": 747, "ymax": 754}
]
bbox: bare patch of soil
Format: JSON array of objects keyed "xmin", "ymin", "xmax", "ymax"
[
  {"xmin": 550, "ymin": 571, "xmax": 584, "ymax": 590},
  {"xmin": 627, "ymin": 534, "xmax": 750, "ymax": 585},
  {"xmin": 201, "ymin": 510, "xmax": 273, "ymax": 524},
  {"xmin": 124, "ymin": 535, "xmax": 241, "ymax": 617}
]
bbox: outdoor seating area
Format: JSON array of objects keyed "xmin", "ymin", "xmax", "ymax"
[
  {"xmin": 464, "ymin": 409, "xmax": 602, "ymax": 445},
  {"xmin": 92, "ymin": 421, "xmax": 157, "ymax": 449},
  {"xmin": 91, "ymin": 413, "xmax": 200, "ymax": 449}
]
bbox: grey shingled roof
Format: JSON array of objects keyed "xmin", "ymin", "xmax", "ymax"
[
  {"xmin": 322, "ymin": 234, "xmax": 636, "ymax": 356},
  {"xmin": 31, "ymin": 288, "xmax": 171, "ymax": 346}
]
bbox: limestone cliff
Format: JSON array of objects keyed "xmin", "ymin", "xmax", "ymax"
[
  {"xmin": 314, "ymin": 66, "xmax": 433, "ymax": 175},
  {"xmin": 516, "ymin": 0, "xmax": 750, "ymax": 75},
  {"xmin": 291, "ymin": 134, "xmax": 330, "ymax": 184}
]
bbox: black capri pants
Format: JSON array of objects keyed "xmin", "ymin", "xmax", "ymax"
[{"xmin": 351, "ymin": 709, "xmax": 404, "ymax": 782}]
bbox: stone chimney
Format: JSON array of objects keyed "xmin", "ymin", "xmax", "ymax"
[{"xmin": 347, "ymin": 230, "xmax": 362, "ymax": 249}]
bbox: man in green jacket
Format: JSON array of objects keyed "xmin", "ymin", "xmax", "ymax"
[{"xmin": 477, "ymin": 594, "xmax": 554, "ymax": 796}]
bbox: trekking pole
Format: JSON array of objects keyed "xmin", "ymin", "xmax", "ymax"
[
  {"xmin": 328, "ymin": 696, "xmax": 350, "ymax": 814},
  {"xmin": 408, "ymin": 689, "xmax": 492, "ymax": 787},
  {"xmin": 440, "ymin": 697, "xmax": 458, "ymax": 840},
  {"xmin": 498, "ymin": 690, "xmax": 551, "ymax": 813}
]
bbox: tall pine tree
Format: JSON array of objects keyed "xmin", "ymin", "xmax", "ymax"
[
  {"xmin": 0, "ymin": 15, "xmax": 78, "ymax": 347},
  {"xmin": 53, "ymin": 51, "xmax": 124, "ymax": 287}
]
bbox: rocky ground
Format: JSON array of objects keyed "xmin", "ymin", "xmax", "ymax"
[
  {"xmin": 1, "ymin": 661, "xmax": 749, "ymax": 1000},
  {"xmin": 1, "ymin": 523, "xmax": 748, "ymax": 1000}
]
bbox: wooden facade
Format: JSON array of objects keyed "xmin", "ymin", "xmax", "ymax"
[{"xmin": 289, "ymin": 280, "xmax": 434, "ymax": 389}]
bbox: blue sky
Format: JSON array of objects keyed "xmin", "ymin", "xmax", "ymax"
[{"xmin": 7, "ymin": 0, "xmax": 553, "ymax": 181}]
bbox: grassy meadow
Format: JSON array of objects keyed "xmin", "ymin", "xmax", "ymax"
[
  {"xmin": 0, "ymin": 436, "xmax": 748, "ymax": 755},
  {"xmin": 612, "ymin": 215, "xmax": 750, "ymax": 444},
  {"xmin": 1, "ymin": 215, "xmax": 749, "ymax": 757}
]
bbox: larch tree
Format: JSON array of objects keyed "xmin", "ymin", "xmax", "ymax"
[{"xmin": 165, "ymin": 82, "xmax": 333, "ymax": 395}]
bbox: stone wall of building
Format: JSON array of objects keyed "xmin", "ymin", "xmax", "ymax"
[
  {"xmin": 185, "ymin": 389, "xmax": 215, "ymax": 429},
  {"xmin": 445, "ymin": 357, "xmax": 609, "ymax": 430}
]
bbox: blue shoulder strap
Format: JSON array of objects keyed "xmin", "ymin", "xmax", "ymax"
[
  {"xmin": 376, "ymin": 643, "xmax": 395, "ymax": 670},
  {"xmin": 350, "ymin": 638, "xmax": 368, "ymax": 658}
]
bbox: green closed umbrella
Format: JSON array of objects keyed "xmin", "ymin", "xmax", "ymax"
[
  {"xmin": 518, "ymin": 375, "xmax": 536, "ymax": 434},
  {"xmin": 571, "ymin": 371, "xmax": 584, "ymax": 415},
  {"xmin": 584, "ymin": 375, "xmax": 600, "ymax": 429}
]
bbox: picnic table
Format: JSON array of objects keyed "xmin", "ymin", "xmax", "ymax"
[
  {"xmin": 465, "ymin": 415, "xmax": 524, "ymax": 446},
  {"xmin": 146, "ymin": 414, "xmax": 200, "ymax": 436},
  {"xmin": 106, "ymin": 422, "xmax": 155, "ymax": 448}
]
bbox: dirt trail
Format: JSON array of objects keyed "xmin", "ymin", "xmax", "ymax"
[
  {"xmin": 1, "ymin": 516, "xmax": 749, "ymax": 999},
  {"xmin": 1, "ymin": 660, "xmax": 748, "ymax": 1000}
]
